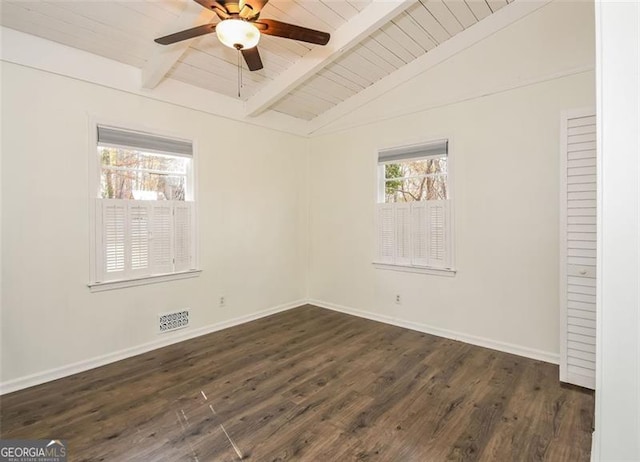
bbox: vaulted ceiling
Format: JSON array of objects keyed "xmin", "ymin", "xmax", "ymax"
[{"xmin": 1, "ymin": 0, "xmax": 515, "ymax": 124}]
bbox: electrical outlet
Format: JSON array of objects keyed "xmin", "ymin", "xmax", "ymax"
[
  {"xmin": 395, "ymin": 294, "xmax": 401, "ymax": 305},
  {"xmin": 219, "ymin": 296, "xmax": 225, "ymax": 307}
]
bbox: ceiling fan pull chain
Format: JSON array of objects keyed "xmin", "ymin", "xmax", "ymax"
[{"xmin": 237, "ymin": 49, "xmax": 241, "ymax": 98}]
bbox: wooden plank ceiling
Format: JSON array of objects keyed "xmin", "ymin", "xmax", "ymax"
[{"xmin": 0, "ymin": 0, "xmax": 512, "ymax": 121}]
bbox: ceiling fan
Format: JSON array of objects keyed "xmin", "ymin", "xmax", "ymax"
[{"xmin": 154, "ymin": 0, "xmax": 331, "ymax": 72}]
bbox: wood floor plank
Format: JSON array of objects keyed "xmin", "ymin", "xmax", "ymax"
[{"xmin": 0, "ymin": 305, "xmax": 594, "ymax": 461}]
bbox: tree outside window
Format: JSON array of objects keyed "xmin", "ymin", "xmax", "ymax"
[
  {"xmin": 384, "ymin": 156, "xmax": 447, "ymax": 202},
  {"xmin": 100, "ymin": 147, "xmax": 189, "ymax": 201}
]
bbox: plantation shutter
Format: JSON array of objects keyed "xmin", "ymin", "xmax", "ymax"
[
  {"xmin": 376, "ymin": 201, "xmax": 451, "ymax": 267},
  {"xmin": 129, "ymin": 203, "xmax": 151, "ymax": 276},
  {"xmin": 100, "ymin": 199, "xmax": 127, "ymax": 281},
  {"xmin": 395, "ymin": 203, "xmax": 412, "ymax": 265},
  {"xmin": 377, "ymin": 204, "xmax": 395, "ymax": 263},
  {"xmin": 426, "ymin": 200, "xmax": 450, "ymax": 268},
  {"xmin": 97, "ymin": 200, "xmax": 195, "ymax": 282},
  {"xmin": 150, "ymin": 203, "xmax": 174, "ymax": 275},
  {"xmin": 411, "ymin": 203, "xmax": 429, "ymax": 266},
  {"xmin": 174, "ymin": 202, "xmax": 195, "ymax": 272}
]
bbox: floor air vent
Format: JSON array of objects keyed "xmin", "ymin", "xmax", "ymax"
[{"xmin": 159, "ymin": 310, "xmax": 189, "ymax": 333}]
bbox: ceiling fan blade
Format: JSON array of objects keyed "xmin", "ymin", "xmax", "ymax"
[
  {"xmin": 255, "ymin": 19, "xmax": 330, "ymax": 45},
  {"xmin": 193, "ymin": 0, "xmax": 230, "ymax": 19},
  {"xmin": 241, "ymin": 47, "xmax": 264, "ymax": 71},
  {"xmin": 239, "ymin": 0, "xmax": 268, "ymax": 19},
  {"xmin": 154, "ymin": 23, "xmax": 216, "ymax": 45}
]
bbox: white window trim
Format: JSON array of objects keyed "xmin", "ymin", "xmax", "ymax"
[
  {"xmin": 373, "ymin": 136, "xmax": 457, "ymax": 273},
  {"xmin": 372, "ymin": 263, "xmax": 456, "ymax": 276},
  {"xmin": 88, "ymin": 270, "xmax": 202, "ymax": 292},
  {"xmin": 87, "ymin": 116, "xmax": 200, "ymax": 289}
]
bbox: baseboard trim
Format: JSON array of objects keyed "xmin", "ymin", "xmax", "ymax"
[
  {"xmin": 590, "ymin": 430, "xmax": 598, "ymax": 462},
  {"xmin": 308, "ymin": 299, "xmax": 560, "ymax": 365},
  {"xmin": 1, "ymin": 298, "xmax": 560, "ymax": 395},
  {"xmin": 0, "ymin": 299, "xmax": 306, "ymax": 395}
]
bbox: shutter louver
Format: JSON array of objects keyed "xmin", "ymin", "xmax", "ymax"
[
  {"xmin": 411, "ymin": 203, "xmax": 429, "ymax": 266},
  {"xmin": 174, "ymin": 202, "xmax": 194, "ymax": 272},
  {"xmin": 102, "ymin": 199, "xmax": 126, "ymax": 280},
  {"xmin": 377, "ymin": 204, "xmax": 395, "ymax": 264},
  {"xmin": 427, "ymin": 200, "xmax": 450, "ymax": 268},
  {"xmin": 395, "ymin": 204, "xmax": 412, "ymax": 265},
  {"xmin": 129, "ymin": 203, "xmax": 150, "ymax": 275},
  {"xmin": 150, "ymin": 203, "xmax": 173, "ymax": 275}
]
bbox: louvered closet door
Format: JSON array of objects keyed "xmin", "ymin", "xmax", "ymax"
[{"xmin": 560, "ymin": 108, "xmax": 597, "ymax": 390}]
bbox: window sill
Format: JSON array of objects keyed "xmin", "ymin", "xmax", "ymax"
[
  {"xmin": 373, "ymin": 263, "xmax": 456, "ymax": 277},
  {"xmin": 88, "ymin": 270, "xmax": 202, "ymax": 292}
]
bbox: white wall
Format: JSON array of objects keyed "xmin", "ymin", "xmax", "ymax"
[
  {"xmin": 0, "ymin": 62, "xmax": 308, "ymax": 389},
  {"xmin": 307, "ymin": 0, "xmax": 595, "ymax": 360},
  {"xmin": 593, "ymin": 1, "xmax": 640, "ymax": 460},
  {"xmin": 0, "ymin": 0, "xmax": 599, "ymax": 394}
]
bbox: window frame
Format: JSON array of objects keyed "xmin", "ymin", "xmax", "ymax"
[
  {"xmin": 373, "ymin": 137, "xmax": 456, "ymax": 276},
  {"xmin": 87, "ymin": 116, "xmax": 200, "ymax": 291}
]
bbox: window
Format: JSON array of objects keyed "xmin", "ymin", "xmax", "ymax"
[
  {"xmin": 376, "ymin": 139, "xmax": 453, "ymax": 272},
  {"xmin": 100, "ymin": 148, "xmax": 189, "ymax": 201},
  {"xmin": 91, "ymin": 125, "xmax": 197, "ymax": 287}
]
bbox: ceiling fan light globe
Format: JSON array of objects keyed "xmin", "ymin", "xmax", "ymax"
[{"xmin": 216, "ymin": 19, "xmax": 260, "ymax": 50}]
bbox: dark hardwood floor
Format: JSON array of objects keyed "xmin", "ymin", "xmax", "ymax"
[{"xmin": 0, "ymin": 305, "xmax": 594, "ymax": 461}]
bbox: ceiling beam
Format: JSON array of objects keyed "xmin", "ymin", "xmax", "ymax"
[
  {"xmin": 141, "ymin": 1, "xmax": 215, "ymax": 89},
  {"xmin": 1, "ymin": 26, "xmax": 310, "ymax": 136},
  {"xmin": 244, "ymin": 0, "xmax": 414, "ymax": 117}
]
